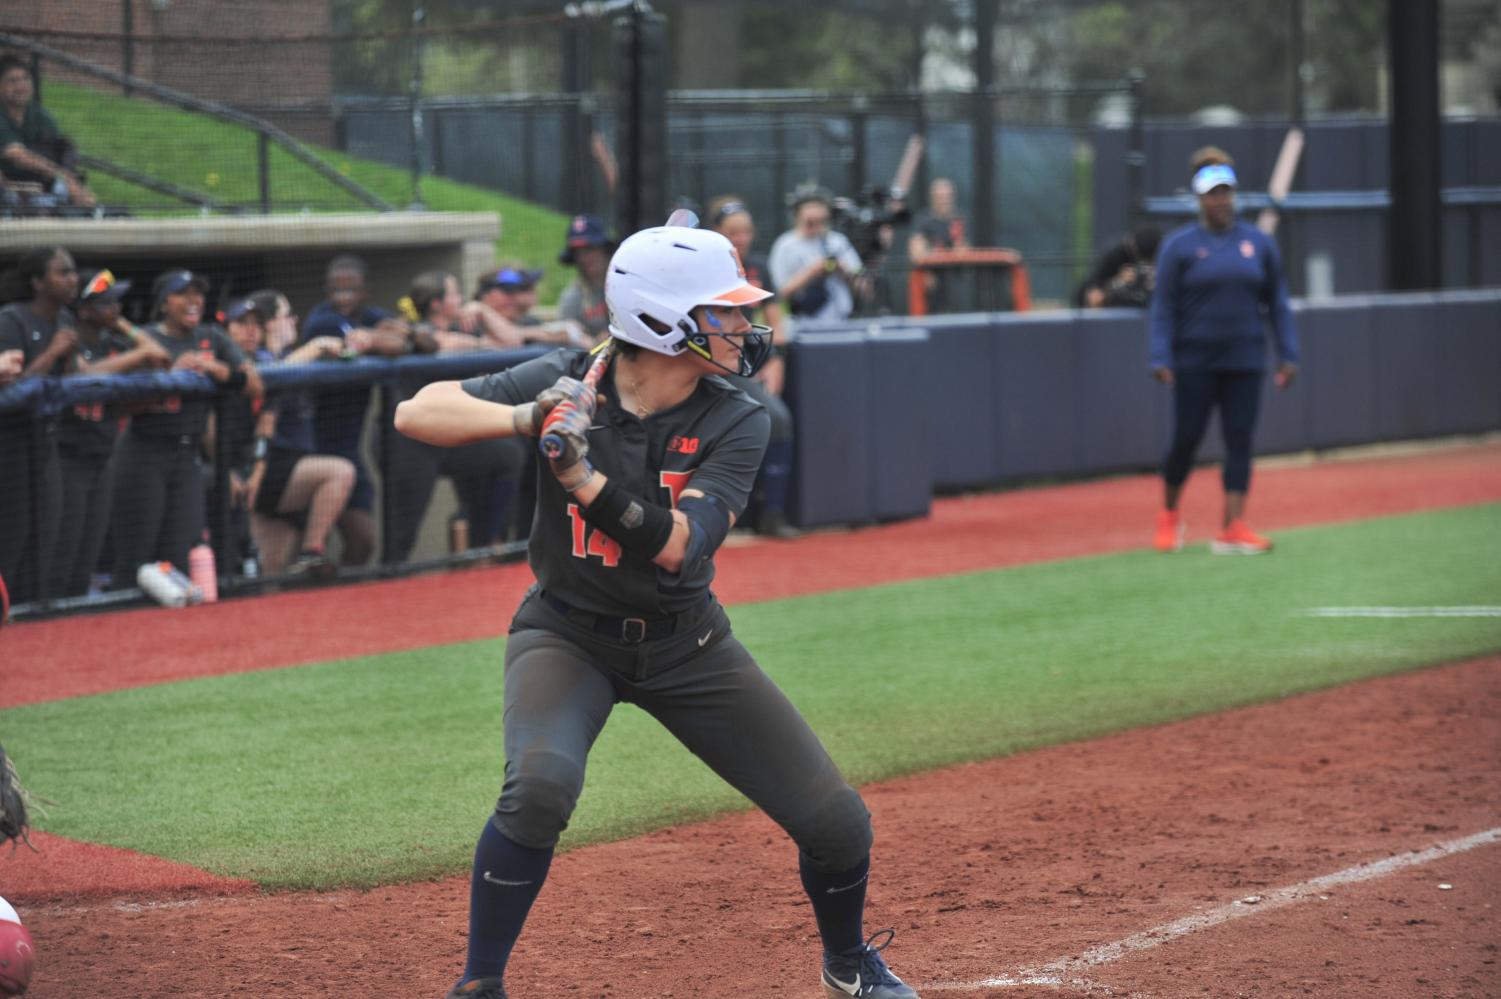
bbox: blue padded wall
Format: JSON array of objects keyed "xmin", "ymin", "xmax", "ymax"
[
  {"xmin": 866, "ymin": 328, "xmax": 934, "ymax": 521},
  {"xmin": 992, "ymin": 310, "xmax": 1084, "ymax": 482}
]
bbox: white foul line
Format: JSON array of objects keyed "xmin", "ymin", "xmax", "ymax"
[
  {"xmin": 925, "ymin": 826, "xmax": 1501, "ymax": 992},
  {"xmin": 1303, "ymin": 606, "xmax": 1501, "ymax": 618}
]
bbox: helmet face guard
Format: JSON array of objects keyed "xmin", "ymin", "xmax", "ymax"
[
  {"xmin": 682, "ymin": 314, "xmax": 773, "ymax": 378},
  {"xmin": 605, "ymin": 226, "xmax": 773, "ymax": 364}
]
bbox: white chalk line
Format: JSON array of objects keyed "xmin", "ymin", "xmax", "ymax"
[
  {"xmin": 924, "ymin": 826, "xmax": 1501, "ymax": 993},
  {"xmin": 1303, "ymin": 606, "xmax": 1501, "ymax": 618}
]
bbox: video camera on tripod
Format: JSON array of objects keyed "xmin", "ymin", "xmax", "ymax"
[{"xmin": 829, "ymin": 186, "xmax": 912, "ymax": 267}]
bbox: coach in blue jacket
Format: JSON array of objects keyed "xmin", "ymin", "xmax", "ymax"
[{"xmin": 1148, "ymin": 147, "xmax": 1299, "ymax": 555}]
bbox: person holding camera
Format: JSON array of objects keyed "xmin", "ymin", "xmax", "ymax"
[
  {"xmin": 768, "ymin": 186, "xmax": 865, "ymax": 321},
  {"xmin": 1076, "ymin": 226, "xmax": 1162, "ymax": 309}
]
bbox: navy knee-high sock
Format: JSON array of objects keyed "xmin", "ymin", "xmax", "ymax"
[
  {"xmin": 462, "ymin": 817, "xmax": 554, "ymax": 984},
  {"xmin": 799, "ymin": 852, "xmax": 870, "ymax": 956}
]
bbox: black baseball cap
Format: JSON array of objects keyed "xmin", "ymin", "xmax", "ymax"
[
  {"xmin": 152, "ymin": 268, "xmax": 209, "ymax": 304},
  {"xmin": 78, "ymin": 268, "xmax": 131, "ymax": 305},
  {"xmin": 223, "ymin": 297, "xmax": 261, "ymax": 323},
  {"xmin": 559, "ymin": 214, "xmax": 616, "ymax": 265},
  {"xmin": 478, "ymin": 266, "xmax": 545, "ymax": 294}
]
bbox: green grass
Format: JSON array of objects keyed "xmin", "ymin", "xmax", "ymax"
[
  {"xmin": 44, "ymin": 80, "xmax": 570, "ymax": 302},
  {"xmin": 4, "ymin": 505, "xmax": 1499, "ymax": 889}
]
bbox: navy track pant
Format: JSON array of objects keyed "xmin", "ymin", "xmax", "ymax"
[{"xmin": 1163, "ymin": 369, "xmax": 1263, "ymax": 493}]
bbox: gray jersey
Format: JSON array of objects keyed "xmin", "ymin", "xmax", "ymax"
[{"xmin": 463, "ymin": 348, "xmax": 769, "ymax": 618}]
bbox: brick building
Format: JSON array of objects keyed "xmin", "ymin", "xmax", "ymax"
[{"xmin": 2, "ymin": 0, "xmax": 336, "ymax": 143}]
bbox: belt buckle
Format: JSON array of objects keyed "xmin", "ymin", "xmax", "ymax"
[{"xmin": 621, "ymin": 617, "xmax": 647, "ymax": 644}]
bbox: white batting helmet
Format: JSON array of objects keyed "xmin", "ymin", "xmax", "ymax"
[{"xmin": 604, "ymin": 226, "xmax": 772, "ymax": 357}]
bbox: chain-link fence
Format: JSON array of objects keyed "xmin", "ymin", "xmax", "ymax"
[
  {"xmin": 4, "ymin": 11, "xmax": 1136, "ymax": 308},
  {"xmin": 0, "ymin": 347, "xmax": 551, "ymax": 619}
]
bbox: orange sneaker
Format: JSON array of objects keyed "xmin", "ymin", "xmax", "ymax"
[
  {"xmin": 1153, "ymin": 509, "xmax": 1184, "ymax": 552},
  {"xmin": 1211, "ymin": 519, "xmax": 1272, "ymax": 554}
]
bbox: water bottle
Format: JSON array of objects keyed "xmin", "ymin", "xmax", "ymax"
[
  {"xmin": 164, "ymin": 564, "xmax": 206, "ymax": 606},
  {"xmin": 189, "ymin": 541, "xmax": 218, "ymax": 603},
  {"xmin": 137, "ymin": 562, "xmax": 190, "ymax": 607}
]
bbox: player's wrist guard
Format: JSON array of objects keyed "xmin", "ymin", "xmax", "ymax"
[
  {"xmin": 580, "ymin": 477, "xmax": 674, "ymax": 558},
  {"xmin": 557, "ymin": 457, "xmax": 595, "ymax": 493},
  {"xmin": 512, "ymin": 401, "xmax": 543, "ymax": 437}
]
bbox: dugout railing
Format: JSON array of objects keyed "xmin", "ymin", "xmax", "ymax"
[
  {"xmin": 5, "ymin": 290, "xmax": 1500, "ymax": 622},
  {"xmin": 0, "ymin": 348, "xmax": 546, "ymax": 621}
]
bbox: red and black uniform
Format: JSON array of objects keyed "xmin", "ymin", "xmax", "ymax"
[
  {"xmin": 53, "ymin": 325, "xmax": 133, "ymax": 596},
  {"xmin": 109, "ymin": 323, "xmax": 246, "ymax": 582},
  {"xmin": 459, "ymin": 347, "xmax": 871, "ymax": 865},
  {"xmin": 0, "ymin": 301, "xmax": 74, "ymax": 603}
]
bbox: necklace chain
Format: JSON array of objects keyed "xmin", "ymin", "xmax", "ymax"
[{"xmin": 631, "ymin": 373, "xmax": 653, "ymax": 418}]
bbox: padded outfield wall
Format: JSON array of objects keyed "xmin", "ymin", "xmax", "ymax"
[{"xmin": 785, "ymin": 289, "xmax": 1501, "ymax": 528}]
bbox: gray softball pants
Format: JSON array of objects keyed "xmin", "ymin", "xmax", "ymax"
[{"xmin": 493, "ymin": 589, "xmax": 873, "ymax": 873}]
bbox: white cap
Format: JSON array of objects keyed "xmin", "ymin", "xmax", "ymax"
[{"xmin": 1192, "ymin": 163, "xmax": 1238, "ymax": 194}]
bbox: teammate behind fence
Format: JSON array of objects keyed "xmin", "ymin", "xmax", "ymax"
[
  {"xmin": 0, "ymin": 246, "xmax": 79, "ymax": 603},
  {"xmin": 555, "ymin": 214, "xmax": 616, "ymax": 344},
  {"xmin": 382, "ymin": 271, "xmax": 527, "ymax": 562},
  {"xmin": 707, "ymin": 194, "xmax": 800, "ymax": 538},
  {"xmin": 221, "ymin": 292, "xmax": 355, "ymax": 578},
  {"xmin": 396, "ymin": 221, "xmax": 920, "ymax": 999},
  {"xmin": 475, "ymin": 264, "xmax": 590, "ymax": 348},
  {"xmin": 54, "ymin": 269, "xmax": 171, "ymax": 596},
  {"xmin": 109, "ymin": 269, "xmax": 263, "ymax": 586},
  {"xmin": 298, "ymin": 254, "xmax": 417, "ymax": 567}
]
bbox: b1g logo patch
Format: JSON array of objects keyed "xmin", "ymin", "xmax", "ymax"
[
  {"xmin": 1240, "ymin": 240, "xmax": 1255, "ymax": 258},
  {"xmin": 668, "ymin": 435, "xmax": 700, "ymax": 454}
]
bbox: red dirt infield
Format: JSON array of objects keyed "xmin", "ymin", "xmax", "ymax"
[
  {"xmin": 4, "ymin": 440, "xmax": 1500, "ymax": 997},
  {"xmin": 17, "ymin": 656, "xmax": 1500, "ymax": 997}
]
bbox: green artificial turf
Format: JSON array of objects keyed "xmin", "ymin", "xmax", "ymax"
[
  {"xmin": 43, "ymin": 80, "xmax": 570, "ymax": 303},
  {"xmin": 5, "ymin": 504, "xmax": 1499, "ymax": 889}
]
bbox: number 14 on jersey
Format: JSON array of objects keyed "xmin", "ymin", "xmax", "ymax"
[{"xmin": 564, "ymin": 470, "xmax": 693, "ymax": 568}]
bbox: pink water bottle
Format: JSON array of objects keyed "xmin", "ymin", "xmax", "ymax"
[{"xmin": 189, "ymin": 541, "xmax": 218, "ymax": 603}]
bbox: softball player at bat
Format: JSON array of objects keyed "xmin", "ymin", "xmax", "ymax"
[{"xmin": 396, "ymin": 222, "xmax": 919, "ymax": 999}]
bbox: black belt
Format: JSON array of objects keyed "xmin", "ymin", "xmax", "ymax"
[{"xmin": 540, "ymin": 591, "xmax": 702, "ymax": 644}]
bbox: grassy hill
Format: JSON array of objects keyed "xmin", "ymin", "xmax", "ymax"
[{"xmin": 44, "ymin": 79, "xmax": 570, "ymax": 301}]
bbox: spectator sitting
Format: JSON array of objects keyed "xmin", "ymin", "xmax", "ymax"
[
  {"xmin": 707, "ymin": 194, "xmax": 799, "ymax": 538},
  {"xmin": 221, "ymin": 292, "xmax": 356, "ymax": 578},
  {"xmin": 1076, "ymin": 226, "xmax": 1162, "ymax": 309},
  {"xmin": 399, "ymin": 270, "xmax": 524, "ymax": 353},
  {"xmin": 0, "ymin": 55, "xmax": 94, "ymax": 210},
  {"xmin": 0, "ymin": 246, "xmax": 80, "ymax": 603},
  {"xmin": 109, "ymin": 268, "xmax": 262, "ymax": 587},
  {"xmin": 53, "ymin": 269, "xmax": 171, "ymax": 597},
  {"xmin": 556, "ymin": 214, "xmax": 616, "ymax": 344},
  {"xmin": 298, "ymin": 254, "xmax": 419, "ymax": 568},
  {"xmin": 475, "ymin": 264, "xmax": 589, "ymax": 347},
  {"xmin": 768, "ymin": 185, "xmax": 864, "ymax": 321},
  {"xmin": 383, "ymin": 271, "xmax": 527, "ymax": 564}
]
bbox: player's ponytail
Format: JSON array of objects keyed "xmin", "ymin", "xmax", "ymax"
[{"xmin": 405, "ymin": 271, "xmax": 451, "ymax": 323}]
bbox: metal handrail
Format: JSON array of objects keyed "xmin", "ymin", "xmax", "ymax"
[
  {"xmin": 74, "ymin": 152, "xmax": 229, "ymax": 211},
  {"xmin": 0, "ymin": 32, "xmax": 394, "ymax": 213}
]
